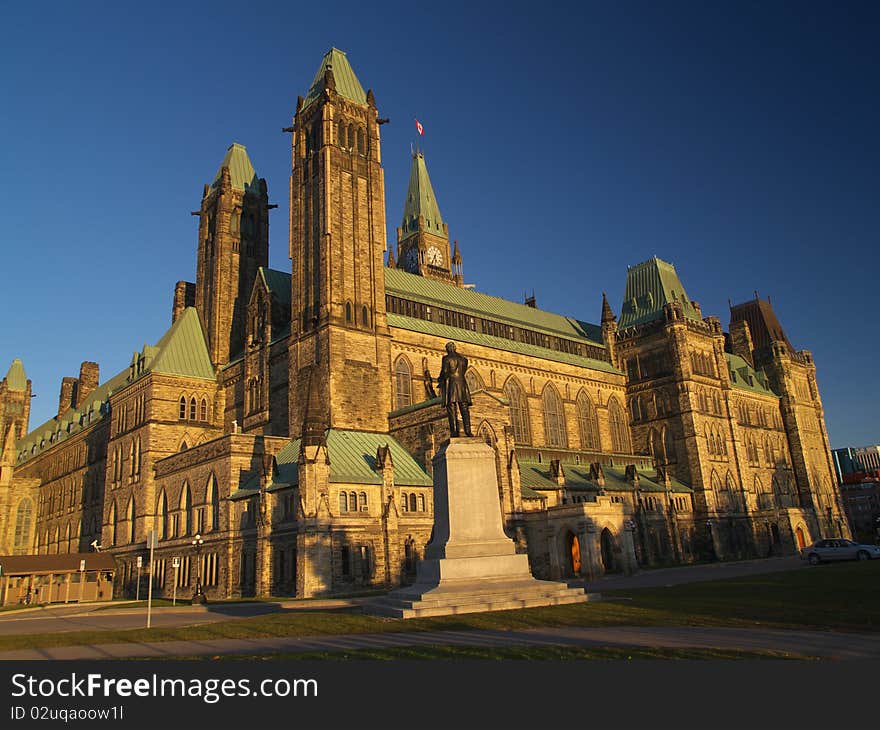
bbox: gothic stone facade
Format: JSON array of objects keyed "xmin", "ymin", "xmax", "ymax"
[{"xmin": 0, "ymin": 48, "xmax": 849, "ymax": 601}]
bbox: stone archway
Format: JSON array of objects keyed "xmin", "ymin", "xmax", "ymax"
[
  {"xmin": 600, "ymin": 528, "xmax": 617, "ymax": 573},
  {"xmin": 795, "ymin": 526, "xmax": 806, "ymax": 550}
]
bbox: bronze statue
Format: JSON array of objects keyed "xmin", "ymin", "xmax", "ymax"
[{"xmin": 437, "ymin": 342, "xmax": 472, "ymax": 437}]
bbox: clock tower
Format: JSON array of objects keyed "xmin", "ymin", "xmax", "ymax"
[{"xmin": 395, "ymin": 151, "xmax": 463, "ymax": 286}]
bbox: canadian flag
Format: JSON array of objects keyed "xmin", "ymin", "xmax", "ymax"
[{"xmin": 415, "ymin": 118, "xmax": 424, "ymax": 136}]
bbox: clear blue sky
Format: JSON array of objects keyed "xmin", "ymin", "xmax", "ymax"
[{"xmin": 1, "ymin": 1, "xmax": 877, "ymax": 447}]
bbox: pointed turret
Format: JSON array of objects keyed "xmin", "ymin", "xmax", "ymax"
[
  {"xmin": 601, "ymin": 293, "xmax": 618, "ymax": 364},
  {"xmin": 601, "ymin": 292, "xmax": 616, "ymax": 326},
  {"xmin": 387, "ymin": 246, "xmax": 396, "ymax": 268},
  {"xmin": 4, "ymin": 359, "xmax": 27, "ymax": 392},
  {"xmin": 196, "ymin": 141, "xmax": 270, "ymax": 367},
  {"xmin": 396, "ymin": 152, "xmax": 459, "ymax": 284},
  {"xmin": 304, "ymin": 48, "xmax": 367, "ymax": 108},
  {"xmin": 0, "ymin": 358, "xmax": 31, "ymax": 445},
  {"xmin": 452, "ymin": 240, "xmax": 463, "ymax": 286}
]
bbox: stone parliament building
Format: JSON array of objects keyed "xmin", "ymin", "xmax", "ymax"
[{"xmin": 0, "ymin": 49, "xmax": 849, "ymax": 601}]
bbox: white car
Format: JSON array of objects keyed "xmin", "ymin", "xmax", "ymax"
[{"xmin": 801, "ymin": 539, "xmax": 880, "ymax": 565}]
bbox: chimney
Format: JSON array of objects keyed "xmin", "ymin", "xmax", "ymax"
[
  {"xmin": 728, "ymin": 319, "xmax": 755, "ymax": 368},
  {"xmin": 75, "ymin": 362, "xmax": 99, "ymax": 408},
  {"xmin": 172, "ymin": 281, "xmax": 196, "ymax": 324},
  {"xmin": 58, "ymin": 377, "xmax": 77, "ymax": 418}
]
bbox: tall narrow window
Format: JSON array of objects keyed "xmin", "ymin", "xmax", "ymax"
[
  {"xmin": 200, "ymin": 398, "xmax": 208, "ymax": 422},
  {"xmin": 504, "ymin": 378, "xmax": 531, "ymax": 445},
  {"xmin": 345, "ymin": 302, "xmax": 352, "ymax": 323},
  {"xmin": 208, "ymin": 474, "xmax": 219, "ymax": 531},
  {"xmin": 608, "ymin": 397, "xmax": 631, "ymax": 453},
  {"xmin": 394, "ymin": 358, "xmax": 412, "ymax": 410},
  {"xmin": 189, "ymin": 397, "xmax": 197, "ymax": 421},
  {"xmin": 127, "ymin": 497, "xmax": 136, "ymax": 543},
  {"xmin": 418, "ymin": 494, "xmax": 426, "ymax": 512},
  {"xmin": 179, "ymin": 396, "xmax": 187, "ymax": 420},
  {"xmin": 576, "ymin": 392, "xmax": 599, "ymax": 450},
  {"xmin": 362, "ymin": 306, "xmax": 369, "ymax": 328},
  {"xmin": 542, "ymin": 385, "xmax": 567, "ymax": 447},
  {"xmin": 339, "ymin": 492, "xmax": 348, "ymax": 513},
  {"xmin": 157, "ymin": 490, "xmax": 168, "ymax": 540},
  {"xmin": 181, "ymin": 484, "xmax": 192, "ymax": 536},
  {"xmin": 13, "ymin": 499, "xmax": 33, "ymax": 555},
  {"xmin": 110, "ymin": 501, "xmax": 118, "ymax": 546}
]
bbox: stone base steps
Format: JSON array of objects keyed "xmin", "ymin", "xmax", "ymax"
[{"xmin": 365, "ymin": 579, "xmax": 598, "ymax": 619}]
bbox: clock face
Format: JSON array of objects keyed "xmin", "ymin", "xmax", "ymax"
[
  {"xmin": 427, "ymin": 246, "xmax": 443, "ymax": 267},
  {"xmin": 405, "ymin": 246, "xmax": 419, "ymax": 272}
]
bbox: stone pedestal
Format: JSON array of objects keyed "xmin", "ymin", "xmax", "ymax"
[{"xmin": 366, "ymin": 438, "xmax": 591, "ymax": 618}]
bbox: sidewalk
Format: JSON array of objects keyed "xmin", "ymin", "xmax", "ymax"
[{"xmin": 1, "ymin": 623, "xmax": 877, "ymax": 661}]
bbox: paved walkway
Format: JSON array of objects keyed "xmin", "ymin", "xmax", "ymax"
[{"xmin": 1, "ymin": 624, "xmax": 877, "ymax": 661}]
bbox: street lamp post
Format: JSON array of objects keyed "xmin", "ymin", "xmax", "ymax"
[{"xmin": 191, "ymin": 534, "xmax": 206, "ymax": 605}]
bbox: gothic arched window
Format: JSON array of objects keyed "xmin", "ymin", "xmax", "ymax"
[
  {"xmin": 339, "ymin": 492, "xmax": 348, "ymax": 513},
  {"xmin": 157, "ymin": 490, "xmax": 168, "ymax": 541},
  {"xmin": 608, "ymin": 397, "xmax": 631, "ymax": 453},
  {"xmin": 181, "ymin": 483, "xmax": 192, "ymax": 536},
  {"xmin": 576, "ymin": 392, "xmax": 599, "ymax": 450},
  {"xmin": 110, "ymin": 500, "xmax": 118, "ymax": 546},
  {"xmin": 127, "ymin": 497, "xmax": 136, "ymax": 543},
  {"xmin": 207, "ymin": 474, "xmax": 220, "ymax": 531},
  {"xmin": 504, "ymin": 378, "xmax": 531, "ymax": 445},
  {"xmin": 200, "ymin": 398, "xmax": 208, "ymax": 422},
  {"xmin": 179, "ymin": 396, "xmax": 187, "ymax": 420},
  {"xmin": 189, "ymin": 397, "xmax": 197, "ymax": 421},
  {"xmin": 663, "ymin": 427, "xmax": 676, "ymax": 463},
  {"xmin": 542, "ymin": 385, "xmax": 567, "ymax": 447},
  {"xmin": 13, "ymin": 499, "xmax": 33, "ymax": 555},
  {"xmin": 394, "ymin": 358, "xmax": 413, "ymax": 410}
]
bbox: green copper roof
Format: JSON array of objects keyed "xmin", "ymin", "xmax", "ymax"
[
  {"xmin": 304, "ymin": 48, "xmax": 367, "ymax": 108},
  {"xmin": 518, "ymin": 461, "xmax": 691, "ymax": 494},
  {"xmin": 246, "ymin": 430, "xmax": 432, "ymax": 489},
  {"xmin": 619, "ymin": 257, "xmax": 701, "ymax": 329},
  {"xmin": 148, "ymin": 307, "xmax": 215, "ymax": 380},
  {"xmin": 211, "ymin": 143, "xmax": 259, "ymax": 193},
  {"xmin": 401, "ymin": 152, "xmax": 446, "ymax": 237},
  {"xmin": 726, "ymin": 353, "xmax": 778, "ymax": 397},
  {"xmin": 4, "ymin": 359, "xmax": 27, "ymax": 391},
  {"xmin": 388, "ymin": 313, "xmax": 619, "ymax": 374},
  {"xmin": 385, "ymin": 268, "xmax": 604, "ymax": 346},
  {"xmin": 258, "ymin": 267, "xmax": 292, "ymax": 308},
  {"xmin": 15, "ymin": 308, "xmax": 214, "ymax": 464}
]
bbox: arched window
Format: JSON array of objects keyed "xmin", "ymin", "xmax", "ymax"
[
  {"xmin": 608, "ymin": 397, "xmax": 630, "ymax": 453},
  {"xmin": 110, "ymin": 501, "xmax": 118, "ymax": 545},
  {"xmin": 339, "ymin": 492, "xmax": 348, "ymax": 513},
  {"xmin": 576, "ymin": 392, "xmax": 599, "ymax": 450},
  {"xmin": 357, "ymin": 127, "xmax": 365, "ymax": 154},
  {"xmin": 504, "ymin": 378, "xmax": 531, "ymax": 445},
  {"xmin": 65, "ymin": 522, "xmax": 72, "ymax": 553},
  {"xmin": 200, "ymin": 398, "xmax": 208, "ymax": 422},
  {"xmin": 181, "ymin": 484, "xmax": 192, "ymax": 536},
  {"xmin": 157, "ymin": 490, "xmax": 168, "ymax": 540},
  {"xmin": 52, "ymin": 526, "xmax": 59, "ymax": 554},
  {"xmin": 362, "ymin": 306, "xmax": 369, "ymax": 328},
  {"xmin": 630, "ymin": 396, "xmax": 643, "ymax": 422},
  {"xmin": 128, "ymin": 497, "xmax": 135, "ymax": 543},
  {"xmin": 189, "ymin": 397, "xmax": 197, "ymax": 421},
  {"xmin": 360, "ymin": 492, "xmax": 367, "ymax": 511},
  {"xmin": 663, "ymin": 427, "xmax": 676, "ymax": 463},
  {"xmin": 345, "ymin": 301, "xmax": 352, "ymax": 323},
  {"xmin": 400, "ymin": 493, "xmax": 408, "ymax": 512},
  {"xmin": 417, "ymin": 494, "xmax": 426, "ymax": 512},
  {"xmin": 711, "ymin": 471, "xmax": 723, "ymax": 494},
  {"xmin": 394, "ymin": 358, "xmax": 413, "ymax": 410},
  {"xmin": 350, "ymin": 492, "xmax": 358, "ymax": 512},
  {"xmin": 409, "ymin": 493, "xmax": 417, "ymax": 512},
  {"xmin": 207, "ymin": 474, "xmax": 220, "ymax": 531},
  {"xmin": 179, "ymin": 396, "xmax": 187, "ymax": 420},
  {"xmin": 13, "ymin": 499, "xmax": 33, "ymax": 554},
  {"xmin": 543, "ymin": 386, "xmax": 567, "ymax": 447},
  {"xmin": 465, "ymin": 369, "xmax": 482, "ymax": 394},
  {"xmin": 347, "ymin": 124, "xmax": 355, "ymax": 149}
]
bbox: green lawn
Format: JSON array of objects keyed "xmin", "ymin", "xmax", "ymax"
[
  {"xmin": 0, "ymin": 561, "xmax": 876, "ymax": 653},
  {"xmin": 178, "ymin": 645, "xmax": 814, "ymax": 661}
]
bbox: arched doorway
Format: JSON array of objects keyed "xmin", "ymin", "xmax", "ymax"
[
  {"xmin": 795, "ymin": 526, "xmax": 806, "ymax": 550},
  {"xmin": 566, "ymin": 532, "xmax": 581, "ymax": 576},
  {"xmin": 600, "ymin": 528, "xmax": 616, "ymax": 573}
]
